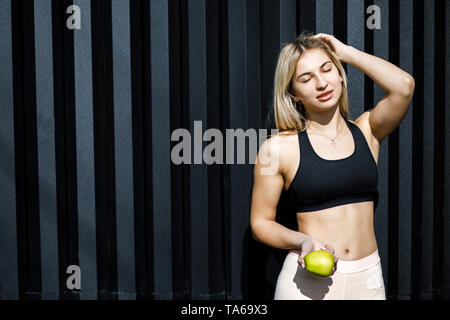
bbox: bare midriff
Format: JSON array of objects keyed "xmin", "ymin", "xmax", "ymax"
[{"xmin": 296, "ymin": 200, "xmax": 378, "ymax": 261}]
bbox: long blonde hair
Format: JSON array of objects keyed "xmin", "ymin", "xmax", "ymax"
[{"xmin": 272, "ymin": 32, "xmax": 349, "ymax": 132}]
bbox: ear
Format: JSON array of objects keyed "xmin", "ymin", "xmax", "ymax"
[{"xmin": 288, "ymin": 91, "xmax": 299, "ymax": 102}]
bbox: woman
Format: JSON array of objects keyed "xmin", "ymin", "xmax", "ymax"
[{"xmin": 250, "ymin": 33, "xmax": 414, "ymax": 300}]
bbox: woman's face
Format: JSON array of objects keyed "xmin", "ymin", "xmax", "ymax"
[{"xmin": 290, "ymin": 48, "xmax": 343, "ymax": 112}]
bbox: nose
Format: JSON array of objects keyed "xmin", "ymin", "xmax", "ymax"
[{"xmin": 316, "ymin": 75, "xmax": 327, "ymax": 90}]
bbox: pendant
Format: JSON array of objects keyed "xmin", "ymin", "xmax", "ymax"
[{"xmin": 331, "ymin": 140, "xmax": 336, "ymax": 145}]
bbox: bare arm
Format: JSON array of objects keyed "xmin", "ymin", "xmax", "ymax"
[
  {"xmin": 250, "ymin": 135, "xmax": 338, "ymax": 270},
  {"xmin": 249, "ymin": 136, "xmax": 310, "ymax": 250},
  {"xmin": 343, "ymin": 46, "xmax": 415, "ymax": 143}
]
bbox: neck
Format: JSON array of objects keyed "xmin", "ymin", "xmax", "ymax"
[{"xmin": 307, "ymin": 107, "xmax": 344, "ymax": 135}]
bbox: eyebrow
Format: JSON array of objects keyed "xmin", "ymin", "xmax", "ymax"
[{"xmin": 297, "ymin": 61, "xmax": 332, "ymax": 79}]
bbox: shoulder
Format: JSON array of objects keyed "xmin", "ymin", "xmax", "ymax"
[
  {"xmin": 257, "ymin": 130, "xmax": 295, "ymax": 159},
  {"xmin": 256, "ymin": 130, "xmax": 298, "ymax": 175}
]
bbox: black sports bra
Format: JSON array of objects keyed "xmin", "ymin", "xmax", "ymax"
[{"xmin": 286, "ymin": 118, "xmax": 379, "ymax": 212}]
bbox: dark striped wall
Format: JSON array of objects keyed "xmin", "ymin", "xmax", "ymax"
[{"xmin": 0, "ymin": 0, "xmax": 449, "ymax": 300}]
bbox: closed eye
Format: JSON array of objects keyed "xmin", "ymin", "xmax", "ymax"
[
  {"xmin": 299, "ymin": 64, "xmax": 332, "ymax": 82},
  {"xmin": 301, "ymin": 70, "xmax": 328, "ymax": 82}
]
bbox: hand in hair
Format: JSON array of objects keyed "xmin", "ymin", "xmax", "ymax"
[{"xmin": 313, "ymin": 33, "xmax": 351, "ymax": 64}]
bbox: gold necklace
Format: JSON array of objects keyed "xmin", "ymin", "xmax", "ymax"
[{"xmin": 308, "ymin": 119, "xmax": 344, "ymax": 145}]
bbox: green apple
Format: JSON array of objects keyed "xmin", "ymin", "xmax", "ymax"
[{"xmin": 304, "ymin": 250, "xmax": 334, "ymax": 278}]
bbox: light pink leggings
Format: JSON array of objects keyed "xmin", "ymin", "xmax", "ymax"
[{"xmin": 274, "ymin": 249, "xmax": 386, "ymax": 300}]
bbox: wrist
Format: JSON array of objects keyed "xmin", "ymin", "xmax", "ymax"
[
  {"xmin": 299, "ymin": 236, "xmax": 312, "ymax": 248},
  {"xmin": 341, "ymin": 45, "xmax": 358, "ymax": 65},
  {"xmin": 301, "ymin": 236, "xmax": 325, "ymax": 251}
]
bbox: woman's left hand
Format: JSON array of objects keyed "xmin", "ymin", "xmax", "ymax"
[{"xmin": 313, "ymin": 33, "xmax": 352, "ymax": 63}]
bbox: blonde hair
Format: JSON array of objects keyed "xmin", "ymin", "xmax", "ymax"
[{"xmin": 272, "ymin": 32, "xmax": 349, "ymax": 132}]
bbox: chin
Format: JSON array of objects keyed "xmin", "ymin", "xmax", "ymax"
[{"xmin": 313, "ymin": 97, "xmax": 340, "ymax": 110}]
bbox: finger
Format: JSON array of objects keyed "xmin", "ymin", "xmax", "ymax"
[
  {"xmin": 300, "ymin": 250, "xmax": 311, "ymax": 267},
  {"xmin": 317, "ymin": 34, "xmax": 329, "ymax": 40},
  {"xmin": 321, "ymin": 245, "xmax": 335, "ymax": 255},
  {"xmin": 297, "ymin": 257, "xmax": 305, "ymax": 268},
  {"xmin": 314, "ymin": 34, "xmax": 328, "ymax": 41}
]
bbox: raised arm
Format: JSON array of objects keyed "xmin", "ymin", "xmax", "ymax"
[{"xmin": 314, "ymin": 33, "xmax": 415, "ymax": 143}]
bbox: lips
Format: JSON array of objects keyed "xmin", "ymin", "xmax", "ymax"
[{"xmin": 316, "ymin": 90, "xmax": 334, "ymax": 101}]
